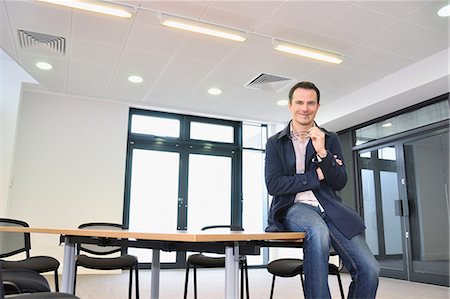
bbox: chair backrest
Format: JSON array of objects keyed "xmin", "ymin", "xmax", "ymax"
[
  {"xmin": 201, "ymin": 225, "xmax": 244, "ymax": 231},
  {"xmin": 77, "ymin": 223, "xmax": 126, "ymax": 256},
  {"xmin": 0, "ymin": 218, "xmax": 31, "ymax": 259}
]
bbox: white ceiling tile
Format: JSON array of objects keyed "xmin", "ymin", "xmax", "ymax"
[
  {"xmin": 139, "ymin": 1, "xmax": 208, "ymax": 19},
  {"xmin": 68, "ymin": 62, "xmax": 114, "ymax": 98},
  {"xmin": 208, "ymin": 1, "xmax": 281, "ymax": 19},
  {"xmin": 403, "ymin": 1, "xmax": 449, "ymax": 33},
  {"xmin": 117, "ymin": 48, "xmax": 170, "ymax": 81},
  {"xmin": 174, "ymin": 34, "xmax": 237, "ymax": 62},
  {"xmin": 71, "ymin": 11, "xmax": 133, "ymax": 46},
  {"xmin": 303, "ymin": 34, "xmax": 357, "ymax": 54},
  {"xmin": 5, "ymin": 1, "xmax": 71, "ymax": 37},
  {"xmin": 201, "ymin": 5, "xmax": 262, "ymax": 31},
  {"xmin": 127, "ymin": 23, "xmax": 187, "ymax": 56},
  {"xmin": 340, "ymin": 45, "xmax": 394, "ymax": 71},
  {"xmin": 220, "ymin": 46, "xmax": 281, "ymax": 71},
  {"xmin": 266, "ymin": 57, "xmax": 322, "ymax": 80},
  {"xmin": 354, "ymin": 0, "xmax": 427, "ymax": 18},
  {"xmin": 320, "ymin": 5, "xmax": 397, "ymax": 44},
  {"xmin": 255, "ymin": 21, "xmax": 311, "ymax": 43},
  {"xmin": 267, "ymin": 1, "xmax": 352, "ymax": 32},
  {"xmin": 70, "ymin": 39, "xmax": 122, "ymax": 66},
  {"xmin": 162, "ymin": 56, "xmax": 217, "ymax": 81},
  {"xmin": 108, "ymin": 71, "xmax": 152, "ymax": 103},
  {"xmin": 363, "ymin": 19, "xmax": 448, "ymax": 60},
  {"xmin": 144, "ymin": 75, "xmax": 199, "ymax": 105},
  {"xmin": 365, "ymin": 55, "xmax": 414, "ymax": 80},
  {"xmin": 18, "ymin": 53, "xmax": 67, "ymax": 92}
]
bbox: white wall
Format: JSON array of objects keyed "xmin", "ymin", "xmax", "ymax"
[
  {"xmin": 8, "ymin": 88, "xmax": 129, "ymax": 261},
  {"xmin": 0, "ymin": 49, "xmax": 37, "ymax": 216}
]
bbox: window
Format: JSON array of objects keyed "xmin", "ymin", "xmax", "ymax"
[
  {"xmin": 355, "ymin": 99, "xmax": 449, "ymax": 145},
  {"xmin": 131, "ymin": 114, "xmax": 179, "ymax": 138}
]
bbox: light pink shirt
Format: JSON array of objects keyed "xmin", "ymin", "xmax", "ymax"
[{"xmin": 290, "ymin": 127, "xmax": 323, "ymax": 210}]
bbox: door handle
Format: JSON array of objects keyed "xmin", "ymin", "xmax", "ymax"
[
  {"xmin": 394, "ymin": 199, "xmax": 403, "ymax": 216},
  {"xmin": 394, "ymin": 199, "xmax": 409, "ymax": 216}
]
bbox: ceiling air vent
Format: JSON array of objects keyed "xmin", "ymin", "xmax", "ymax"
[
  {"xmin": 245, "ymin": 73, "xmax": 293, "ymax": 92},
  {"xmin": 18, "ymin": 30, "xmax": 65, "ymax": 54}
]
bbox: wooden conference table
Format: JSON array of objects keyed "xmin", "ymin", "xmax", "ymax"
[{"xmin": 0, "ymin": 226, "xmax": 304, "ymax": 299}]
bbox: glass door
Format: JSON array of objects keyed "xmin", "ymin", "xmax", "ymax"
[
  {"xmin": 359, "ymin": 145, "xmax": 406, "ymax": 278},
  {"xmin": 127, "ymin": 148, "xmax": 180, "ymax": 263},
  {"xmin": 187, "ymin": 153, "xmax": 232, "ymax": 229},
  {"xmin": 358, "ymin": 130, "xmax": 450, "ymax": 285},
  {"xmin": 403, "ymin": 131, "xmax": 449, "ymax": 285}
]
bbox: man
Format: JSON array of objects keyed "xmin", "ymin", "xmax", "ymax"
[{"xmin": 265, "ymin": 81, "xmax": 379, "ymax": 298}]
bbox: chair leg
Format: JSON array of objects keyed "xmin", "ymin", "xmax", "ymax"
[
  {"xmin": 244, "ymin": 261, "xmax": 249, "ymax": 299},
  {"xmin": 128, "ymin": 267, "xmax": 133, "ymax": 299},
  {"xmin": 193, "ymin": 266, "xmax": 198, "ymax": 299},
  {"xmin": 73, "ymin": 265, "xmax": 78, "ymax": 296},
  {"xmin": 54, "ymin": 269, "xmax": 59, "ymax": 292},
  {"xmin": 183, "ymin": 262, "xmax": 190, "ymax": 299},
  {"xmin": 336, "ymin": 272, "xmax": 345, "ymax": 299},
  {"xmin": 269, "ymin": 275, "xmax": 276, "ymax": 299},
  {"xmin": 300, "ymin": 273, "xmax": 305, "ymax": 295},
  {"xmin": 240, "ymin": 264, "xmax": 244, "ymax": 299},
  {"xmin": 135, "ymin": 261, "xmax": 140, "ymax": 299}
]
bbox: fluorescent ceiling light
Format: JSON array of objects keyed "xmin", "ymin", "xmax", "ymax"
[
  {"xmin": 36, "ymin": 61, "xmax": 53, "ymax": 70},
  {"xmin": 273, "ymin": 40, "xmax": 343, "ymax": 64},
  {"xmin": 382, "ymin": 123, "xmax": 392, "ymax": 128},
  {"xmin": 160, "ymin": 15, "xmax": 246, "ymax": 42},
  {"xmin": 437, "ymin": 4, "xmax": 450, "ymax": 17},
  {"xmin": 38, "ymin": 0, "xmax": 133, "ymax": 18}
]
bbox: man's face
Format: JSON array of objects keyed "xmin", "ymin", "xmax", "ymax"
[{"xmin": 288, "ymin": 88, "xmax": 320, "ymax": 128}]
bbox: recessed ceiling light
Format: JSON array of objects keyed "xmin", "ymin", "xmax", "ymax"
[
  {"xmin": 36, "ymin": 61, "xmax": 53, "ymax": 70},
  {"xmin": 208, "ymin": 88, "xmax": 222, "ymax": 95},
  {"xmin": 276, "ymin": 99, "xmax": 289, "ymax": 106},
  {"xmin": 438, "ymin": 4, "xmax": 450, "ymax": 17},
  {"xmin": 382, "ymin": 123, "xmax": 393, "ymax": 128},
  {"xmin": 128, "ymin": 75, "xmax": 143, "ymax": 83}
]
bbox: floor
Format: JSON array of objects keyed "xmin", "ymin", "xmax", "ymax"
[{"xmin": 45, "ymin": 268, "xmax": 450, "ymax": 299}]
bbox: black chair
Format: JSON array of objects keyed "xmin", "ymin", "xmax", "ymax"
[
  {"xmin": 0, "ymin": 218, "xmax": 60, "ymax": 292},
  {"xmin": 267, "ymin": 252, "xmax": 345, "ymax": 299},
  {"xmin": 73, "ymin": 222, "xmax": 139, "ymax": 299},
  {"xmin": 183, "ymin": 225, "xmax": 249, "ymax": 299},
  {"xmin": 1, "ymin": 261, "xmax": 80, "ymax": 299}
]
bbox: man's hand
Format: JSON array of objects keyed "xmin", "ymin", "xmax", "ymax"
[
  {"xmin": 309, "ymin": 126, "xmax": 327, "ymax": 157},
  {"xmin": 334, "ymin": 155, "xmax": 343, "ymax": 166}
]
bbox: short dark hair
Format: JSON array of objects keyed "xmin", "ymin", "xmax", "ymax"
[{"xmin": 288, "ymin": 81, "xmax": 320, "ymax": 104}]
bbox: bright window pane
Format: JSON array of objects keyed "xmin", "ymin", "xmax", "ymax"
[
  {"xmin": 190, "ymin": 122, "xmax": 234, "ymax": 143},
  {"xmin": 131, "ymin": 115, "xmax": 179, "ymax": 137},
  {"xmin": 128, "ymin": 149, "xmax": 179, "ymax": 263},
  {"xmin": 243, "ymin": 124, "xmax": 267, "ymax": 149},
  {"xmin": 187, "ymin": 154, "xmax": 231, "ymax": 230}
]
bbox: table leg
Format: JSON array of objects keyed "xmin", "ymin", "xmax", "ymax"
[
  {"xmin": 61, "ymin": 237, "xmax": 76, "ymax": 294},
  {"xmin": 151, "ymin": 249, "xmax": 160, "ymax": 299},
  {"xmin": 225, "ymin": 243, "xmax": 240, "ymax": 299}
]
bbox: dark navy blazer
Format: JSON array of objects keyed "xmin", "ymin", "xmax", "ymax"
[{"xmin": 264, "ymin": 122, "xmax": 365, "ymax": 239}]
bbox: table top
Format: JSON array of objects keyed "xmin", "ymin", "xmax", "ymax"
[{"xmin": 0, "ymin": 226, "xmax": 304, "ymax": 242}]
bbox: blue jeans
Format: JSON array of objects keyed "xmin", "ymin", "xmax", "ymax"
[{"xmin": 282, "ymin": 203, "xmax": 380, "ymax": 299}]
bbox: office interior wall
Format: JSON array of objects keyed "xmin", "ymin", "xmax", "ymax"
[
  {"xmin": 0, "ymin": 49, "xmax": 37, "ymax": 217},
  {"xmin": 8, "ymin": 89, "xmax": 129, "ymax": 263}
]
